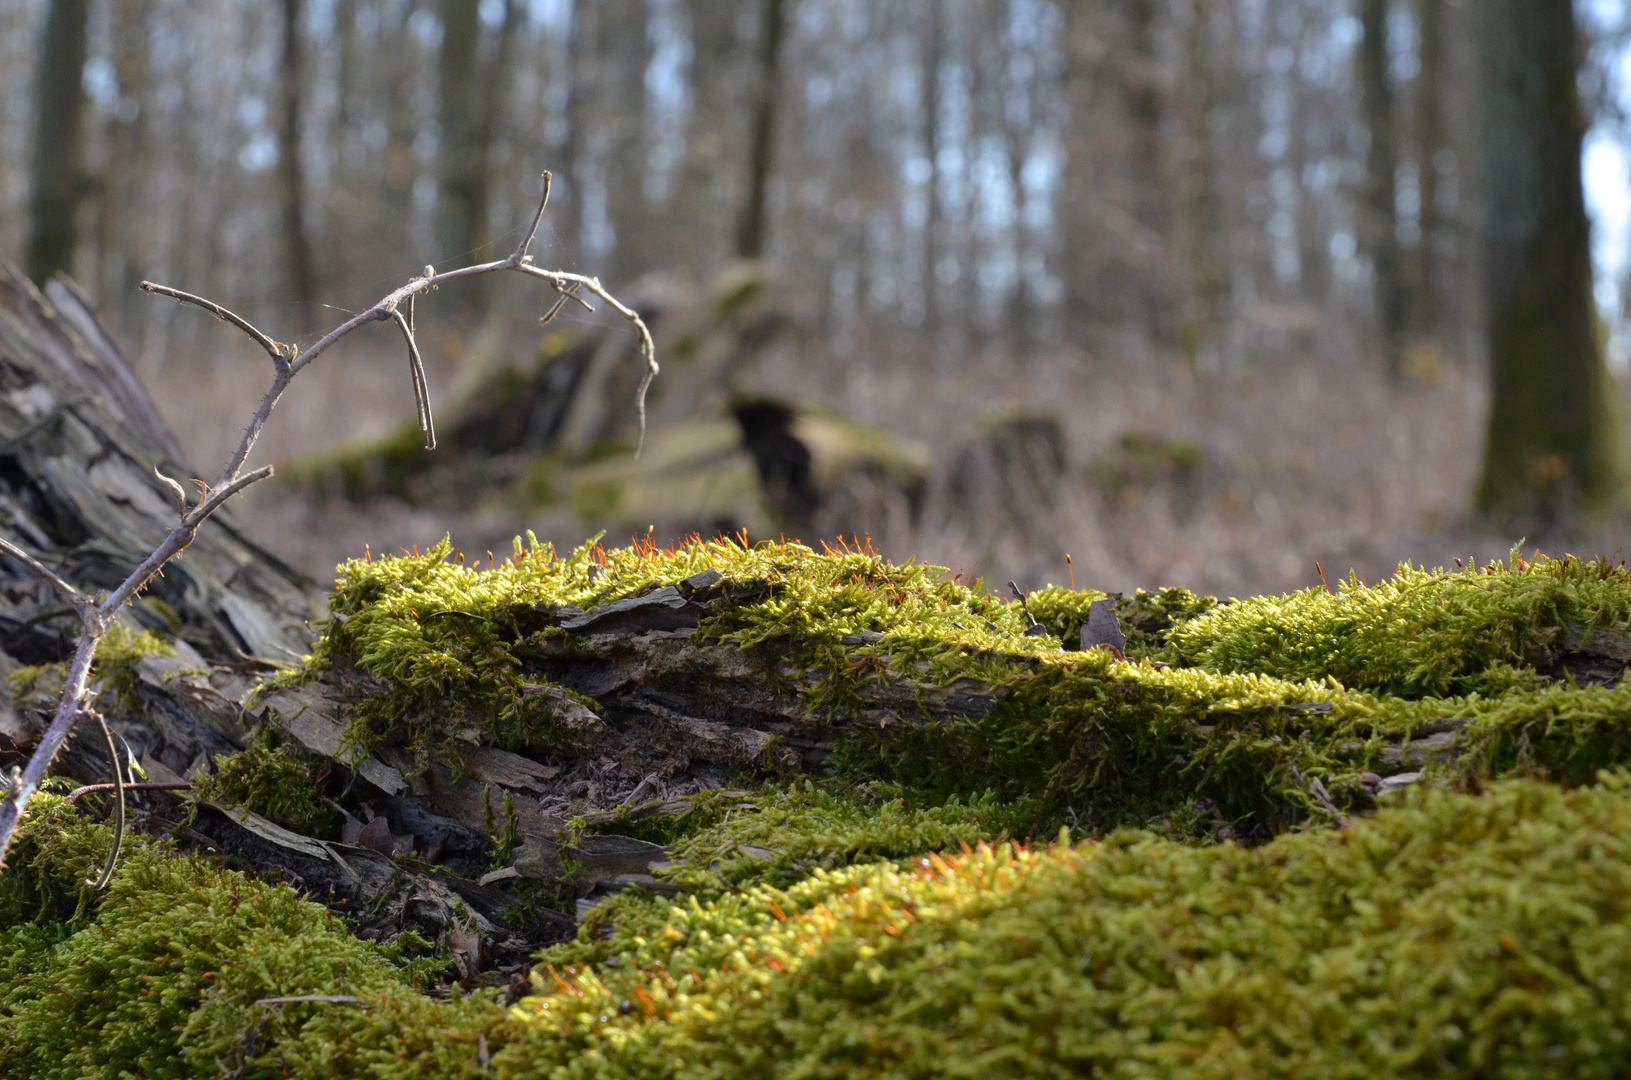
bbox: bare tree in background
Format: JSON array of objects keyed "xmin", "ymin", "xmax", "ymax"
[
  {"xmin": 1174, "ymin": 0, "xmax": 1224, "ymax": 369},
  {"xmin": 1414, "ymin": 0, "xmax": 1446, "ymax": 346},
  {"xmin": 1058, "ymin": 0, "xmax": 1168, "ymax": 350},
  {"xmin": 1359, "ymin": 0, "xmax": 1404, "ymax": 377},
  {"xmin": 438, "ymin": 0, "xmax": 484, "ymax": 266},
  {"xmin": 677, "ymin": 0, "xmax": 748, "ymax": 274},
  {"xmin": 279, "ymin": 0, "xmax": 318, "ymax": 330},
  {"xmin": 1477, "ymin": 0, "xmax": 1624, "ymax": 521},
  {"xmin": 437, "ymin": 0, "xmax": 520, "ymax": 308},
  {"xmin": 921, "ymin": 0, "xmax": 945, "ymax": 331},
  {"xmin": 736, "ymin": 0, "xmax": 787, "ymax": 260},
  {"xmin": 26, "ymin": 0, "xmax": 90, "ymax": 285}
]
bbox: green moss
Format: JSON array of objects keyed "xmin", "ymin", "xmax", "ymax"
[
  {"xmin": 190, "ymin": 735, "xmax": 340, "ymax": 839},
  {"xmin": 1026, "ymin": 584, "xmax": 1218, "ymax": 654},
  {"xmin": 275, "ymin": 538, "xmax": 1631, "ymax": 840},
  {"xmin": 0, "ymin": 799, "xmax": 504, "ymax": 1080},
  {"xmin": 21, "ymin": 777, "xmax": 1631, "ymax": 1078},
  {"xmin": 8, "ymin": 623, "xmax": 176, "ymax": 714},
  {"xmin": 504, "ymin": 774, "xmax": 1631, "ymax": 1080},
  {"xmin": 16, "ymin": 539, "xmax": 1631, "ymax": 1074},
  {"xmin": 1168, "ymin": 550, "xmax": 1631, "ymax": 697}
]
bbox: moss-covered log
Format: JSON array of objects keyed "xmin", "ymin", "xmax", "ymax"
[
  {"xmin": 11, "ymin": 773, "xmax": 1631, "ymax": 1077},
  {"xmin": 90, "ymin": 535, "xmax": 1631, "ymax": 949},
  {"xmin": 9, "ymin": 533, "xmax": 1631, "ymax": 1074}
]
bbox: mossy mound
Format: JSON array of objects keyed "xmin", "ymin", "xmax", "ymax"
[
  {"xmin": 10, "ymin": 541, "xmax": 1631, "ymax": 1075},
  {"xmin": 9, "ymin": 778, "xmax": 1631, "ymax": 1076},
  {"xmin": 1167, "ymin": 553, "xmax": 1631, "ymax": 697},
  {"xmin": 505, "ymin": 775, "xmax": 1631, "ymax": 1080},
  {"xmin": 0, "ymin": 795, "xmax": 509, "ymax": 1080}
]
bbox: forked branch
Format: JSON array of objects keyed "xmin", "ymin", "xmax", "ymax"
[{"xmin": 0, "ymin": 172, "xmax": 656, "ymax": 874}]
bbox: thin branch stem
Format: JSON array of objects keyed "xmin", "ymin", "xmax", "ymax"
[
  {"xmin": 513, "ymin": 171, "xmax": 552, "ymax": 261},
  {"xmin": 0, "ymin": 536, "xmax": 84, "ymax": 605},
  {"xmin": 68, "ymin": 781, "xmax": 191, "ymax": 802},
  {"xmin": 513, "ymin": 264, "xmax": 659, "ymax": 453},
  {"xmin": 214, "ymin": 368, "xmax": 292, "ymax": 488},
  {"xmin": 0, "ymin": 622, "xmax": 101, "ymax": 867},
  {"xmin": 138, "ymin": 282, "xmax": 287, "ymax": 362},
  {"xmin": 187, "ymin": 465, "xmax": 275, "ymax": 528},
  {"xmin": 391, "ymin": 308, "xmax": 436, "ymax": 450},
  {"xmin": 86, "ymin": 708, "xmax": 123, "ymax": 891}
]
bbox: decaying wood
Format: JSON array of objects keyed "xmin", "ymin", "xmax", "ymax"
[
  {"xmin": 0, "ymin": 264, "xmax": 319, "ymax": 664},
  {"xmin": 0, "ymin": 171, "xmax": 660, "ymax": 873}
]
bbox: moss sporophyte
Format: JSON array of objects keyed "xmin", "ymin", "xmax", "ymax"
[{"xmin": 11, "ymin": 538, "xmax": 1631, "ymax": 1076}]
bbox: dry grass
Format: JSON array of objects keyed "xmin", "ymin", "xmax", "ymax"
[{"xmin": 136, "ymin": 319, "xmax": 1631, "ymax": 602}]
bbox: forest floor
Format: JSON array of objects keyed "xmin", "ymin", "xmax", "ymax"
[{"xmin": 137, "ymin": 322, "xmax": 1631, "ymax": 599}]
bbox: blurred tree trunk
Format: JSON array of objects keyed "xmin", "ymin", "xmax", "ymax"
[
  {"xmin": 1476, "ymin": 0, "xmax": 1623, "ymax": 521},
  {"xmin": 1359, "ymin": 0, "xmax": 1404, "ymax": 377},
  {"xmin": 605, "ymin": 0, "xmax": 653, "ymax": 282},
  {"xmin": 478, "ymin": 0, "xmax": 520, "ymax": 234},
  {"xmin": 560, "ymin": 0, "xmax": 592, "ymax": 265},
  {"xmin": 438, "ymin": 0, "xmax": 483, "ymax": 265},
  {"xmin": 437, "ymin": 0, "xmax": 518, "ymax": 308},
  {"xmin": 279, "ymin": 0, "xmax": 318, "ymax": 331},
  {"xmin": 735, "ymin": 0, "xmax": 786, "ymax": 259},
  {"xmin": 1058, "ymin": 0, "xmax": 1167, "ymax": 349},
  {"xmin": 565, "ymin": 0, "xmax": 653, "ymax": 283},
  {"xmin": 921, "ymin": 0, "xmax": 944, "ymax": 331},
  {"xmin": 27, "ymin": 0, "xmax": 90, "ymax": 285},
  {"xmin": 1175, "ymin": 0, "xmax": 1224, "ymax": 370},
  {"xmin": 679, "ymin": 0, "xmax": 748, "ymax": 274},
  {"xmin": 92, "ymin": 0, "xmax": 153, "ymax": 325},
  {"xmin": 1414, "ymin": 0, "xmax": 1445, "ymax": 343}
]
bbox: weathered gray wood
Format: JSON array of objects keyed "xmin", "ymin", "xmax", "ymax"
[{"xmin": 0, "ymin": 260, "xmax": 323, "ymax": 663}]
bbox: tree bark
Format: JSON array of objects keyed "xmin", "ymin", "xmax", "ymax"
[
  {"xmin": 26, "ymin": 0, "xmax": 91, "ymax": 286},
  {"xmin": 1476, "ymin": 0, "xmax": 1624, "ymax": 521},
  {"xmin": 1057, "ymin": 0, "xmax": 1169, "ymax": 349},
  {"xmin": 1360, "ymin": 0, "xmax": 1404, "ymax": 377},
  {"xmin": 678, "ymin": 0, "xmax": 749, "ymax": 275},
  {"xmin": 279, "ymin": 0, "xmax": 319, "ymax": 331}
]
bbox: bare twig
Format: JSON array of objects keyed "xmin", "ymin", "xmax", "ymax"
[
  {"xmin": 513, "ymin": 264, "xmax": 658, "ymax": 452},
  {"xmin": 0, "ymin": 536, "xmax": 84, "ymax": 605},
  {"xmin": 539, "ymin": 281, "xmax": 592, "ymax": 326},
  {"xmin": 391, "ymin": 307, "xmax": 436, "ymax": 450},
  {"xmin": 513, "ymin": 171, "xmax": 552, "ymax": 261},
  {"xmin": 68, "ymin": 781, "xmax": 191, "ymax": 802},
  {"xmin": 188, "ymin": 466, "xmax": 275, "ymax": 528},
  {"xmin": 137, "ymin": 282, "xmax": 288, "ymax": 362},
  {"xmin": 0, "ymin": 170, "xmax": 657, "ymax": 872},
  {"xmin": 154, "ymin": 467, "xmax": 189, "ymax": 518},
  {"xmin": 86, "ymin": 708, "xmax": 123, "ymax": 891}
]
